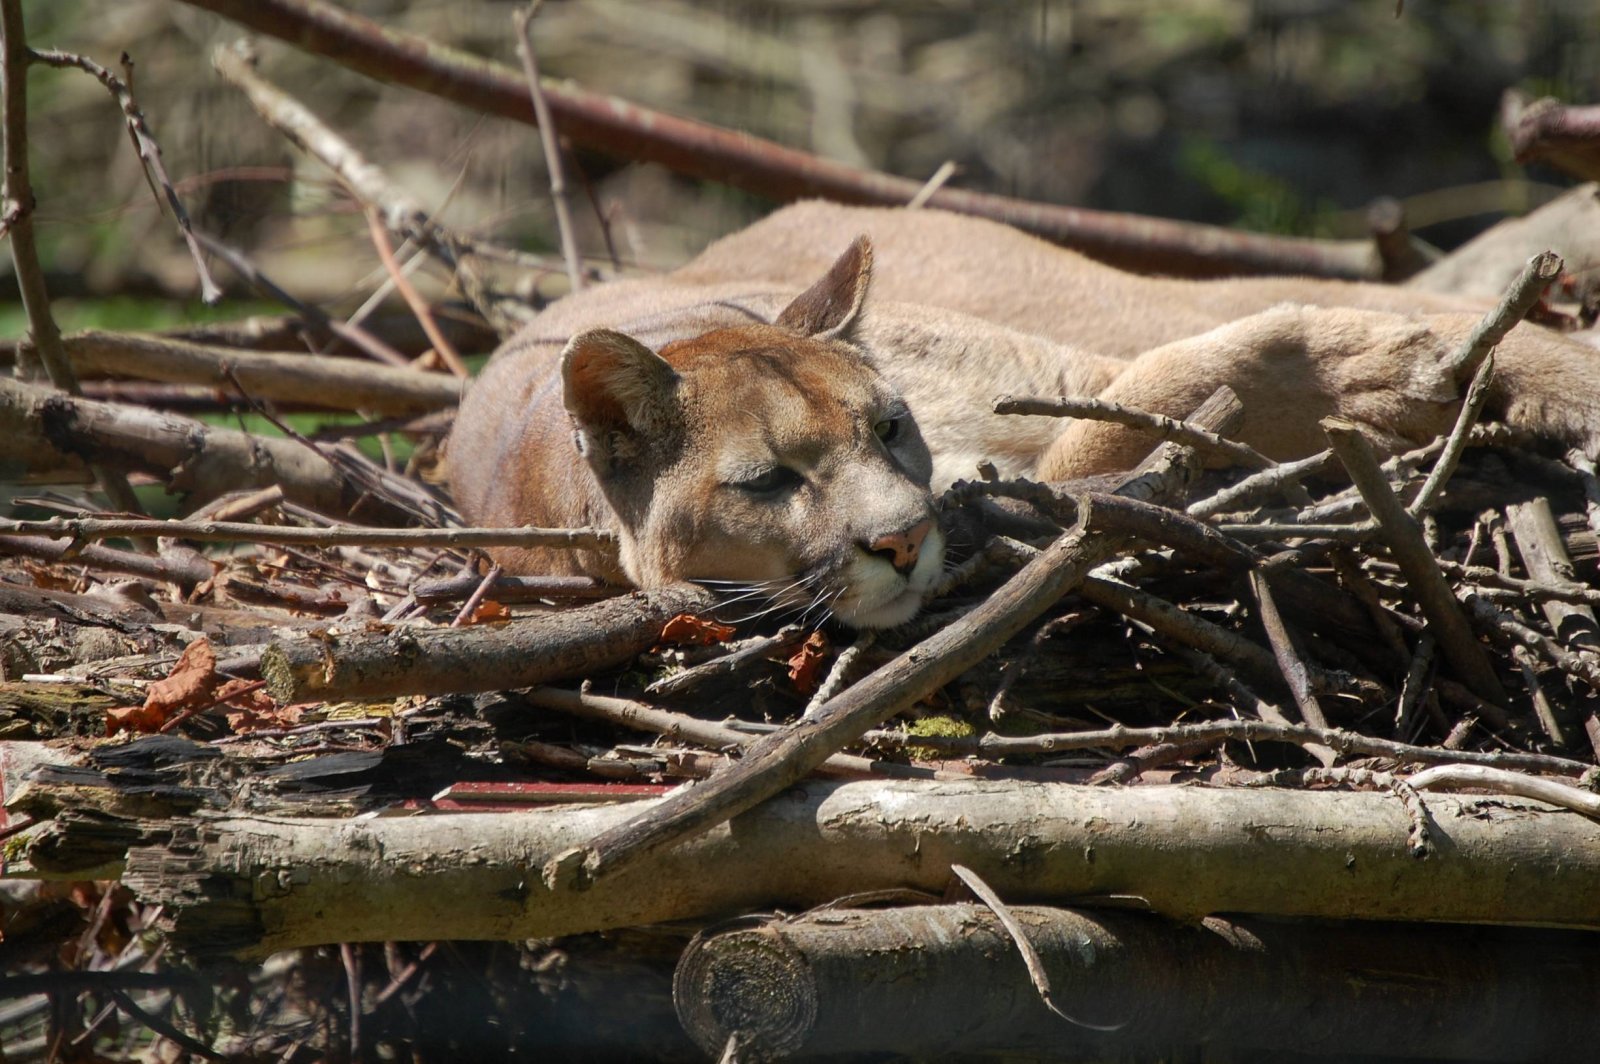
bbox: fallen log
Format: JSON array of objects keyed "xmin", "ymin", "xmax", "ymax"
[
  {"xmin": 673, "ymin": 904, "xmax": 1600, "ymax": 1061},
  {"xmin": 23, "ymin": 779, "xmax": 1594, "ymax": 957},
  {"xmin": 258, "ymin": 583, "xmax": 718, "ymax": 702},
  {"xmin": 1, "ymin": 375, "xmax": 352, "ymax": 513},
  {"xmin": 60, "ymin": 330, "xmax": 463, "ymax": 416}
]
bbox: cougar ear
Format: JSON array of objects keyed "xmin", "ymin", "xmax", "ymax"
[
  {"xmin": 775, "ymin": 235, "xmax": 873, "ymax": 341},
  {"xmin": 561, "ymin": 329, "xmax": 680, "ymax": 465}
]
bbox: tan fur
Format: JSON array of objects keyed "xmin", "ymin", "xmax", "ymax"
[{"xmin": 448, "ymin": 201, "xmax": 1600, "ymax": 626}]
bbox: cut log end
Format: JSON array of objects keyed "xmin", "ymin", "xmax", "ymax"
[{"xmin": 674, "ymin": 925, "xmax": 818, "ymax": 1061}]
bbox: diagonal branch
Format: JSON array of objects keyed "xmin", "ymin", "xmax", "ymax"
[
  {"xmin": 28, "ymin": 47, "xmax": 222, "ymax": 303},
  {"xmin": 174, "ymin": 0, "xmax": 1384, "ymax": 280}
]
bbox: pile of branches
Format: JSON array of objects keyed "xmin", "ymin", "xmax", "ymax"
[{"xmin": 8, "ymin": 2, "xmax": 1600, "ymax": 1061}]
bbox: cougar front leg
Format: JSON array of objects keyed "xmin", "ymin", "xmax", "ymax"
[{"xmin": 1035, "ymin": 305, "xmax": 1471, "ymax": 481}]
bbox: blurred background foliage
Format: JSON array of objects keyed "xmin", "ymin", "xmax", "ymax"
[{"xmin": 4, "ymin": 0, "xmax": 1600, "ymax": 336}]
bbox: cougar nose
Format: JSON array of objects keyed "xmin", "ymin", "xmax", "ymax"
[{"xmin": 865, "ymin": 519, "xmax": 933, "ymax": 576}]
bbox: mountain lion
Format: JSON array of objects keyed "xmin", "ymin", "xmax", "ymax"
[{"xmin": 447, "ymin": 202, "xmax": 1600, "ymax": 628}]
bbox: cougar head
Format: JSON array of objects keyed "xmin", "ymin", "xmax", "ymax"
[{"xmin": 561, "ymin": 238, "xmax": 946, "ymax": 628}]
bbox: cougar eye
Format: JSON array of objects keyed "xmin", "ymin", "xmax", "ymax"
[
  {"xmin": 731, "ymin": 466, "xmax": 802, "ymax": 497},
  {"xmin": 872, "ymin": 416, "xmax": 900, "ymax": 443}
]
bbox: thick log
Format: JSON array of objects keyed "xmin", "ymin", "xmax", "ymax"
[
  {"xmin": 673, "ymin": 904, "xmax": 1600, "ymax": 1061},
  {"xmin": 62, "ymin": 779, "xmax": 1600, "ymax": 958},
  {"xmin": 258, "ymin": 584, "xmax": 718, "ymax": 702}
]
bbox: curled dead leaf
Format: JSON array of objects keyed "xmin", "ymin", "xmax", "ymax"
[
  {"xmin": 107, "ymin": 638, "xmax": 220, "ymax": 736},
  {"xmin": 659, "ymin": 612, "xmax": 736, "ymax": 647},
  {"xmin": 787, "ymin": 631, "xmax": 831, "ymax": 694}
]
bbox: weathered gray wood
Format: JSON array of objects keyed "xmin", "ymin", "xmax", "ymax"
[
  {"xmin": 674, "ymin": 904, "xmax": 1600, "ymax": 1061},
  {"xmin": 65, "ymin": 779, "xmax": 1600, "ymax": 958}
]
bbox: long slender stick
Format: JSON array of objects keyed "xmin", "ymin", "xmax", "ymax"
[
  {"xmin": 551, "ymin": 505, "xmax": 1113, "ymax": 890},
  {"xmin": 362, "ymin": 207, "xmax": 468, "ymax": 377},
  {"xmin": 995, "ymin": 395, "xmax": 1273, "ymax": 470},
  {"xmin": 0, "ymin": 514, "xmax": 617, "ymax": 553},
  {"xmin": 859, "ymin": 718, "xmax": 1593, "ymax": 777},
  {"xmin": 513, "ymin": 0, "xmax": 584, "ymax": 294},
  {"xmin": 1444, "ymin": 251, "xmax": 1562, "ymax": 379}
]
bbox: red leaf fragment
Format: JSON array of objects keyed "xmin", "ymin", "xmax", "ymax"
[
  {"xmin": 107, "ymin": 638, "xmax": 220, "ymax": 735},
  {"xmin": 787, "ymin": 631, "xmax": 831, "ymax": 694},
  {"xmin": 659, "ymin": 612, "xmax": 736, "ymax": 646}
]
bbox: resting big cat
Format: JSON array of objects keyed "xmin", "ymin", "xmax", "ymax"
[{"xmin": 446, "ymin": 201, "xmax": 1600, "ymax": 627}]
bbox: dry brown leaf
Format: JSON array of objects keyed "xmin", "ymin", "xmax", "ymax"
[
  {"xmin": 466, "ymin": 599, "xmax": 512, "ymax": 625},
  {"xmin": 787, "ymin": 631, "xmax": 831, "ymax": 694},
  {"xmin": 659, "ymin": 612, "xmax": 736, "ymax": 647},
  {"xmin": 107, "ymin": 638, "xmax": 220, "ymax": 736}
]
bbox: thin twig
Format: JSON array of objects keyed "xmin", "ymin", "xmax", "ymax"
[
  {"xmin": 1409, "ymin": 353, "xmax": 1497, "ymax": 515},
  {"xmin": 644, "ymin": 626, "xmax": 807, "ymax": 698},
  {"xmin": 513, "ymin": 0, "xmax": 584, "ymax": 293},
  {"xmin": 950, "ymin": 864, "xmax": 1124, "ymax": 1032},
  {"xmin": 1247, "ymin": 569, "xmax": 1333, "ymax": 735},
  {"xmin": 363, "ymin": 206, "xmax": 468, "ymax": 376},
  {"xmin": 451, "ymin": 563, "xmax": 502, "ymax": 627},
  {"xmin": 863, "ymin": 718, "xmax": 1593, "ymax": 776},
  {"xmin": 1444, "ymin": 251, "xmax": 1562, "ymax": 379},
  {"xmin": 0, "ymin": 515, "xmax": 617, "ymax": 553},
  {"xmin": 1406, "ymin": 764, "xmax": 1600, "ymax": 817},
  {"xmin": 1511, "ymin": 643, "xmax": 1567, "ymax": 746},
  {"xmin": 906, "ymin": 160, "xmax": 957, "ymax": 209},
  {"xmin": 191, "ymin": 229, "xmax": 411, "ymax": 367},
  {"xmin": 524, "ymin": 686, "xmax": 947, "ymax": 782},
  {"xmin": 28, "ymin": 48, "xmax": 222, "ymax": 302},
  {"xmin": 1394, "ymin": 632, "xmax": 1436, "ymax": 736},
  {"xmin": 1186, "ymin": 449, "xmax": 1336, "ymax": 518},
  {"xmin": 995, "ymin": 394, "xmax": 1274, "ymax": 470},
  {"xmin": 803, "ymin": 631, "xmax": 876, "ymax": 718}
]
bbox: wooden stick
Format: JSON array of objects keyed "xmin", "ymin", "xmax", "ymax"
[
  {"xmin": 0, "ymin": 514, "xmax": 615, "ymax": 552},
  {"xmin": 512, "ymin": 0, "xmax": 584, "ymax": 294},
  {"xmin": 995, "ymin": 395, "xmax": 1273, "ymax": 470},
  {"xmin": 1408, "ymin": 353, "xmax": 1497, "ymax": 515},
  {"xmin": 1407, "ymin": 764, "xmax": 1600, "ymax": 817},
  {"xmin": 1322, "ymin": 418, "xmax": 1508, "ymax": 705},
  {"xmin": 1444, "ymin": 250, "xmax": 1562, "ymax": 380},
  {"xmin": 525, "ymin": 686, "xmax": 947, "ymax": 782},
  {"xmin": 1247, "ymin": 569, "xmax": 1333, "ymax": 738},
  {"xmin": 863, "ymin": 717, "xmax": 1592, "ymax": 776},
  {"xmin": 189, "ymin": 229, "xmax": 413, "ymax": 367},
  {"xmin": 259, "ymin": 584, "xmax": 719, "ymax": 703},
  {"xmin": 362, "ymin": 208, "xmax": 468, "ymax": 377},
  {"xmin": 61, "ymin": 329, "xmax": 461, "ymax": 415}
]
